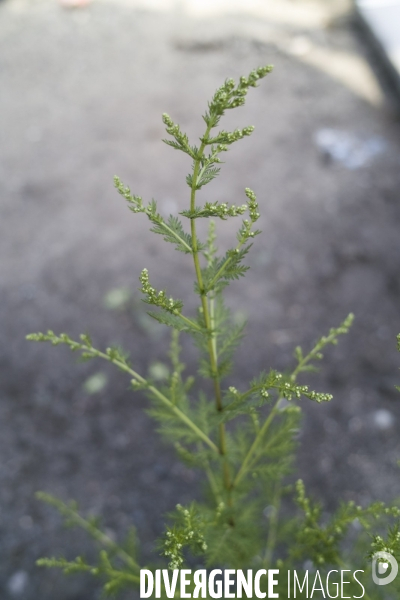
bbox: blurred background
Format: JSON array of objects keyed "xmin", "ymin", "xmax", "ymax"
[{"xmin": 1, "ymin": 0, "xmax": 400, "ymax": 597}]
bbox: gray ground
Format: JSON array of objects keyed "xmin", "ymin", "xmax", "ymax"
[{"xmin": 1, "ymin": 0, "xmax": 400, "ymax": 598}]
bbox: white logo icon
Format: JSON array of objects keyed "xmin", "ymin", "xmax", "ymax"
[{"xmin": 372, "ymin": 551, "xmax": 398, "ymax": 586}]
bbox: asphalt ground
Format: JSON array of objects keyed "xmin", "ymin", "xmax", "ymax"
[{"xmin": 1, "ymin": 1, "xmax": 400, "ymax": 597}]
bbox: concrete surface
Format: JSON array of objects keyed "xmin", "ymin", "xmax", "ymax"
[{"xmin": 1, "ymin": 0, "xmax": 400, "ymax": 598}]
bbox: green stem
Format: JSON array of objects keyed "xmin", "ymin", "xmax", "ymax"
[
  {"xmin": 189, "ymin": 123, "xmax": 232, "ymax": 503},
  {"xmin": 159, "ymin": 220, "xmax": 193, "ymax": 254},
  {"xmin": 291, "ymin": 328, "xmax": 345, "ymax": 381},
  {"xmin": 72, "ymin": 515, "xmax": 139, "ymax": 572},
  {"xmin": 174, "ymin": 312, "xmax": 204, "ymax": 332},
  {"xmin": 37, "ymin": 492, "xmax": 139, "ymax": 572},
  {"xmin": 82, "ymin": 345, "xmax": 219, "ymax": 454},
  {"xmin": 209, "ymin": 295, "xmax": 218, "ymax": 364}
]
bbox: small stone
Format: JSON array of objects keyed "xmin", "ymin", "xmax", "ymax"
[
  {"xmin": 7, "ymin": 571, "xmax": 29, "ymax": 596},
  {"xmin": 372, "ymin": 409, "xmax": 395, "ymax": 431}
]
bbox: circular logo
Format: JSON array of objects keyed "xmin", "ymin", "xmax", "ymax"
[{"xmin": 372, "ymin": 551, "xmax": 398, "ymax": 586}]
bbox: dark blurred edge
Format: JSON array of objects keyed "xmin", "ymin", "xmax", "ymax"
[{"xmin": 354, "ymin": 0, "xmax": 400, "ymax": 106}]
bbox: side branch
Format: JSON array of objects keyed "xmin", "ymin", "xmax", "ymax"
[
  {"xmin": 26, "ymin": 332, "xmax": 219, "ymax": 454},
  {"xmin": 36, "ymin": 492, "xmax": 139, "ymax": 572},
  {"xmin": 232, "ymin": 315, "xmax": 354, "ymax": 488}
]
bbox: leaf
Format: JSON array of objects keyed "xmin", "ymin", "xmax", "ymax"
[
  {"xmin": 150, "ymin": 215, "xmax": 193, "ymax": 254},
  {"xmin": 147, "ymin": 310, "xmax": 203, "ymax": 335},
  {"xmin": 202, "ymin": 245, "xmax": 252, "ymax": 293},
  {"xmin": 196, "ymin": 165, "xmax": 221, "ymax": 189}
]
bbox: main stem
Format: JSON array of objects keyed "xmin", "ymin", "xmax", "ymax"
[{"xmin": 190, "ymin": 123, "xmax": 232, "ymax": 505}]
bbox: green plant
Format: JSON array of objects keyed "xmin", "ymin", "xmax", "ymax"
[{"xmin": 27, "ymin": 67, "xmax": 400, "ymax": 598}]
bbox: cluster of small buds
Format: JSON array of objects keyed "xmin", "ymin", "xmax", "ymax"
[
  {"xmin": 182, "ymin": 201, "xmax": 248, "ymax": 220},
  {"xmin": 238, "ymin": 220, "xmax": 257, "ymax": 242},
  {"xmin": 260, "ymin": 388, "xmax": 269, "ymax": 399},
  {"xmin": 207, "ymin": 126, "xmax": 255, "ymax": 146},
  {"xmin": 163, "ymin": 529, "xmax": 185, "ymax": 570},
  {"xmin": 144, "ymin": 205, "xmax": 156, "ymax": 219},
  {"xmin": 228, "ymin": 386, "xmax": 238, "ymax": 395},
  {"xmin": 276, "ymin": 379, "xmax": 332, "ymax": 404},
  {"xmin": 295, "ymin": 479, "xmax": 314, "ymax": 519},
  {"xmin": 162, "ymin": 505, "xmax": 207, "ymax": 570},
  {"xmin": 244, "ymin": 188, "xmax": 260, "ymax": 222},
  {"xmin": 224, "ymin": 78, "xmax": 235, "ymax": 92},
  {"xmin": 27, "ymin": 332, "xmax": 136, "ymax": 379},
  {"xmin": 236, "ymin": 188, "xmax": 261, "ymax": 243},
  {"xmin": 131, "ymin": 379, "xmax": 143, "ymax": 390},
  {"xmin": 229, "ymin": 97, "xmax": 246, "ymax": 109},
  {"xmin": 139, "ymin": 269, "xmax": 183, "ymax": 314},
  {"xmin": 162, "ymin": 113, "xmax": 174, "ymax": 129},
  {"xmin": 207, "ymin": 65, "xmax": 273, "ymax": 118},
  {"xmin": 329, "ymin": 313, "xmax": 354, "ymax": 337},
  {"xmin": 278, "ymin": 382, "xmax": 305, "ymax": 401},
  {"xmin": 311, "ymin": 314, "xmax": 355, "ymax": 357},
  {"xmin": 307, "ymin": 391, "xmax": 333, "ymax": 403},
  {"xmin": 114, "ymin": 176, "xmax": 144, "ymax": 213},
  {"xmin": 216, "ymin": 143, "xmax": 228, "ymax": 153},
  {"xmin": 239, "ymin": 66, "xmax": 273, "ymax": 90},
  {"xmin": 372, "ymin": 536, "xmax": 384, "ymax": 546},
  {"xmin": 374, "ymin": 544, "xmax": 395, "ymax": 555},
  {"xmin": 162, "ymin": 113, "xmax": 194, "ymax": 157},
  {"xmin": 205, "ymin": 202, "xmax": 247, "ymax": 219},
  {"xmin": 26, "ymin": 331, "xmax": 49, "ymax": 343},
  {"xmin": 27, "ymin": 331, "xmax": 92, "ymax": 354},
  {"xmin": 210, "ymin": 85, "xmax": 241, "ymax": 115},
  {"xmin": 161, "ymin": 113, "xmax": 187, "ymax": 144}
]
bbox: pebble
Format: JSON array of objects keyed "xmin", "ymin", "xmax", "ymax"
[
  {"xmin": 372, "ymin": 409, "xmax": 395, "ymax": 430},
  {"xmin": 7, "ymin": 571, "xmax": 29, "ymax": 596}
]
